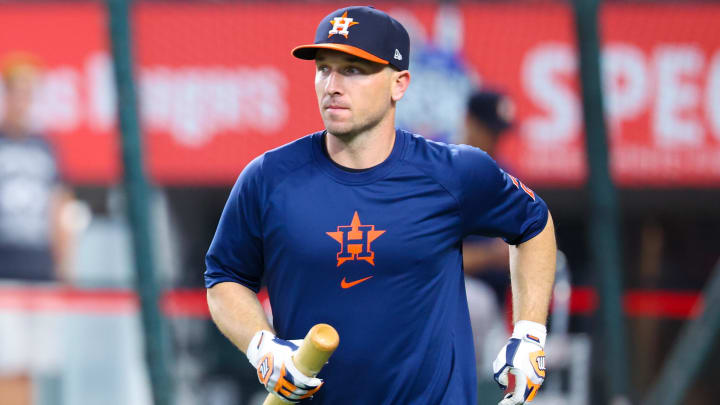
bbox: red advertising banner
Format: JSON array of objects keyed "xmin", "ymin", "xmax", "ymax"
[
  {"xmin": 0, "ymin": 2, "xmax": 120, "ymax": 183},
  {"xmin": 1, "ymin": 2, "xmax": 719, "ymax": 187}
]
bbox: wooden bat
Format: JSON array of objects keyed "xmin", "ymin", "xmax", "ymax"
[{"xmin": 263, "ymin": 323, "xmax": 340, "ymax": 405}]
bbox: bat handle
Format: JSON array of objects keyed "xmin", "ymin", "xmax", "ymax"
[{"xmin": 263, "ymin": 324, "xmax": 340, "ymax": 405}]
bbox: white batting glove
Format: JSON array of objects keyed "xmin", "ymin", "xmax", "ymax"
[
  {"xmin": 246, "ymin": 330, "xmax": 323, "ymax": 403},
  {"xmin": 492, "ymin": 321, "xmax": 547, "ymax": 404}
]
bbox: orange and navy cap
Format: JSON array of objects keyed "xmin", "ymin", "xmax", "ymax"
[{"xmin": 292, "ymin": 6, "xmax": 410, "ymax": 71}]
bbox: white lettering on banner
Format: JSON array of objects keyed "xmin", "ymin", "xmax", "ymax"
[
  {"xmin": 4, "ymin": 43, "xmax": 719, "ymax": 159},
  {"xmin": 29, "ymin": 68, "xmax": 81, "ymax": 133},
  {"xmin": 522, "ymin": 42, "xmax": 720, "ymax": 151},
  {"xmin": 603, "ymin": 44, "xmax": 648, "ymax": 133},
  {"xmin": 87, "ymin": 53, "xmax": 116, "ymax": 132},
  {"xmin": 653, "ymin": 45, "xmax": 704, "ymax": 147},
  {"xmin": 0, "ymin": 52, "xmax": 289, "ymax": 147},
  {"xmin": 140, "ymin": 67, "xmax": 287, "ymax": 146},
  {"xmin": 140, "ymin": 66, "xmax": 287, "ymax": 146},
  {"xmin": 708, "ymin": 50, "xmax": 720, "ymax": 141},
  {"xmin": 521, "ymin": 43, "xmax": 580, "ymax": 145},
  {"xmin": 144, "ymin": 66, "xmax": 288, "ymax": 146},
  {"xmin": 614, "ymin": 147, "xmax": 720, "ymax": 179},
  {"xmin": 522, "ymin": 145, "xmax": 585, "ymax": 180}
]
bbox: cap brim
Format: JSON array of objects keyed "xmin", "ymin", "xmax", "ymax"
[{"xmin": 291, "ymin": 44, "xmax": 388, "ymax": 65}]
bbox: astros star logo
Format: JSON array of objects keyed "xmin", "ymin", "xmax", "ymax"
[
  {"xmin": 326, "ymin": 211, "xmax": 385, "ymax": 266},
  {"xmin": 328, "ymin": 11, "xmax": 359, "ymax": 39}
]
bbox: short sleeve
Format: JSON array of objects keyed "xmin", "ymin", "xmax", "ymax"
[
  {"xmin": 204, "ymin": 155, "xmax": 265, "ymax": 292},
  {"xmin": 457, "ymin": 146, "xmax": 548, "ymax": 245}
]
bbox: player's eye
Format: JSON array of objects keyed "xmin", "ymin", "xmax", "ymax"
[{"xmin": 344, "ymin": 66, "xmax": 361, "ymax": 75}]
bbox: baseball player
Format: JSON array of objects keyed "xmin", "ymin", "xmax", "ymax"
[{"xmin": 205, "ymin": 6, "xmax": 556, "ymax": 405}]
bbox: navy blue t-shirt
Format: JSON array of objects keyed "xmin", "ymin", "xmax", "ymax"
[
  {"xmin": 205, "ymin": 129, "xmax": 548, "ymax": 404},
  {"xmin": 0, "ymin": 133, "xmax": 59, "ymax": 281}
]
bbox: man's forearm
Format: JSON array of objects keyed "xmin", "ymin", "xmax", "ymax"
[
  {"xmin": 509, "ymin": 212, "xmax": 557, "ymax": 324},
  {"xmin": 207, "ymin": 282, "xmax": 273, "ymax": 354},
  {"xmin": 51, "ymin": 187, "xmax": 75, "ymax": 282}
]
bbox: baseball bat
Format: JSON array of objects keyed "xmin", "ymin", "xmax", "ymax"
[{"xmin": 263, "ymin": 323, "xmax": 340, "ymax": 405}]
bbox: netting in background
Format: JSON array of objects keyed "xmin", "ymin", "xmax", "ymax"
[
  {"xmin": 130, "ymin": 1, "xmax": 720, "ymax": 403},
  {"xmin": 598, "ymin": 2, "xmax": 720, "ymax": 403},
  {"xmin": 0, "ymin": 2, "xmax": 153, "ymax": 404}
]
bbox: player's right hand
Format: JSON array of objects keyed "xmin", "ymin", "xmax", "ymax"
[{"xmin": 246, "ymin": 330, "xmax": 323, "ymax": 403}]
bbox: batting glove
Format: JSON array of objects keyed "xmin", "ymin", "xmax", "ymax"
[
  {"xmin": 492, "ymin": 320, "xmax": 547, "ymax": 404},
  {"xmin": 247, "ymin": 330, "xmax": 323, "ymax": 403}
]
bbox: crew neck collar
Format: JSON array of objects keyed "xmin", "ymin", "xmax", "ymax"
[{"xmin": 312, "ymin": 129, "xmax": 407, "ymax": 185}]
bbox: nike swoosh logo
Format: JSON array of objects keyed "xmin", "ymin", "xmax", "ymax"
[{"xmin": 340, "ymin": 276, "xmax": 373, "ymax": 289}]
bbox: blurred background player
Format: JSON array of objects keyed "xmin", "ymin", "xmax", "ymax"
[
  {"xmin": 0, "ymin": 53, "xmax": 74, "ymax": 282},
  {"xmin": 0, "ymin": 53, "xmax": 74, "ymax": 405},
  {"xmin": 461, "ymin": 89, "xmax": 517, "ymax": 369}
]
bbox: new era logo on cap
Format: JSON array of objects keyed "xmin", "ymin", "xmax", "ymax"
[{"xmin": 291, "ymin": 6, "xmax": 410, "ymax": 71}]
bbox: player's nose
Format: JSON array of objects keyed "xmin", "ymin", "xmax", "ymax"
[{"xmin": 324, "ymin": 71, "xmax": 344, "ymax": 96}]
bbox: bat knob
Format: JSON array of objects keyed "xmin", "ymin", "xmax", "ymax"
[
  {"xmin": 295, "ymin": 323, "xmax": 340, "ymax": 376},
  {"xmin": 308, "ymin": 323, "xmax": 340, "ymax": 352}
]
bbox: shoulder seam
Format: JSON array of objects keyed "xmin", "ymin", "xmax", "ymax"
[
  {"xmin": 258, "ymin": 135, "xmax": 316, "ymax": 212},
  {"xmin": 404, "ymin": 158, "xmax": 463, "ymax": 221},
  {"xmin": 262, "ymin": 156, "xmax": 316, "ymax": 216}
]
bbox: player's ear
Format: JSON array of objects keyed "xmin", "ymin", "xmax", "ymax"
[{"xmin": 390, "ymin": 69, "xmax": 410, "ymax": 102}]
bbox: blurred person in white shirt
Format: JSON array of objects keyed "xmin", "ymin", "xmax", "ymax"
[{"xmin": 0, "ymin": 52, "xmax": 75, "ymax": 405}]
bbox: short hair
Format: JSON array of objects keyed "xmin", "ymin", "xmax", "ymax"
[
  {"xmin": 1, "ymin": 52, "xmax": 41, "ymax": 84},
  {"xmin": 466, "ymin": 89, "xmax": 515, "ymax": 134}
]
